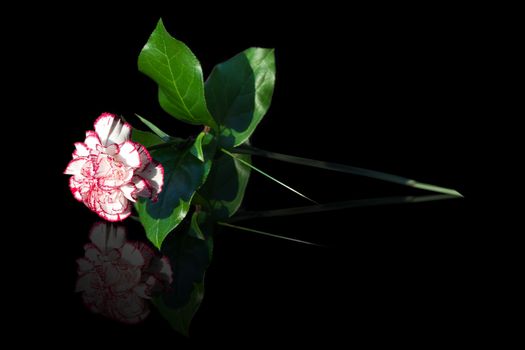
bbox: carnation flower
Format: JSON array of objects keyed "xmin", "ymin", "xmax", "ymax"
[
  {"xmin": 64, "ymin": 113, "xmax": 164, "ymax": 221},
  {"xmin": 76, "ymin": 222, "xmax": 173, "ymax": 324}
]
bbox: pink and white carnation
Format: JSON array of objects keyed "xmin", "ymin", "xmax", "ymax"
[
  {"xmin": 64, "ymin": 113, "xmax": 164, "ymax": 221},
  {"xmin": 76, "ymin": 223, "xmax": 173, "ymax": 324}
]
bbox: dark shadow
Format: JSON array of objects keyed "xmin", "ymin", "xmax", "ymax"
[
  {"xmin": 197, "ymin": 151, "xmax": 249, "ymax": 220},
  {"xmin": 159, "ymin": 229, "xmax": 212, "ymax": 308},
  {"xmin": 204, "ymin": 53, "xmax": 256, "ymax": 149}
]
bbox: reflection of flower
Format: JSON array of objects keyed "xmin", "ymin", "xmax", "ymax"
[
  {"xmin": 76, "ymin": 222, "xmax": 172, "ymax": 324},
  {"xmin": 64, "ymin": 113, "xmax": 164, "ymax": 221}
]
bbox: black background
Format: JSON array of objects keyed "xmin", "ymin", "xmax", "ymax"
[{"xmin": 13, "ymin": 4, "xmax": 473, "ymax": 346}]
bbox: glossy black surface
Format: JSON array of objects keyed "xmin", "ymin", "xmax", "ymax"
[{"xmin": 15, "ymin": 6, "xmax": 472, "ymax": 346}]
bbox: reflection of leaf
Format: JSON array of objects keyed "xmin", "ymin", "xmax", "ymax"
[
  {"xmin": 153, "ymin": 228, "xmax": 213, "ymax": 336},
  {"xmin": 188, "ymin": 210, "xmax": 214, "ymax": 240},
  {"xmin": 138, "ymin": 19, "xmax": 215, "ymax": 127},
  {"xmin": 153, "ymin": 283, "xmax": 204, "ymax": 337},
  {"xmin": 205, "ymin": 47, "xmax": 275, "ymax": 147},
  {"xmin": 135, "ymin": 134, "xmax": 215, "ymax": 248},
  {"xmin": 198, "ymin": 152, "xmax": 251, "ymax": 220}
]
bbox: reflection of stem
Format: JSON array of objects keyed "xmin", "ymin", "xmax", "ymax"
[
  {"xmin": 217, "ymin": 222, "xmax": 322, "ymax": 247},
  {"xmin": 233, "ymin": 145, "xmax": 463, "ymax": 197},
  {"xmin": 228, "ymin": 194, "xmax": 457, "ymax": 223},
  {"xmin": 221, "ymin": 148, "xmax": 318, "ymax": 204}
]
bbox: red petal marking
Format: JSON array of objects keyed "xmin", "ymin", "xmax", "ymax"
[
  {"xmin": 69, "ymin": 177, "xmax": 84, "ymax": 202},
  {"xmin": 94, "ymin": 112, "xmax": 131, "ymax": 146},
  {"xmin": 104, "ymin": 143, "xmax": 120, "ymax": 156},
  {"xmin": 94, "ymin": 156, "xmax": 111, "ymax": 178},
  {"xmin": 136, "ymin": 144, "xmax": 153, "ymax": 172},
  {"xmin": 120, "ymin": 183, "xmax": 137, "ymax": 202},
  {"xmin": 97, "ymin": 208, "xmax": 131, "ymax": 222},
  {"xmin": 64, "ymin": 158, "xmax": 88, "ymax": 176},
  {"xmin": 84, "ymin": 131, "xmax": 102, "ymax": 151},
  {"xmin": 138, "ymin": 161, "xmax": 164, "ymax": 200},
  {"xmin": 116, "ymin": 141, "xmax": 141, "ymax": 168},
  {"xmin": 73, "ymin": 142, "xmax": 90, "ymax": 158}
]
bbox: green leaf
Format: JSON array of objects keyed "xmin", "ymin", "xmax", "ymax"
[
  {"xmin": 135, "ymin": 113, "xmax": 171, "ymax": 141},
  {"xmin": 131, "ymin": 129, "xmax": 165, "ymax": 148},
  {"xmin": 205, "ymin": 47, "xmax": 275, "ymax": 147},
  {"xmin": 138, "ymin": 19, "xmax": 215, "ymax": 128},
  {"xmin": 135, "ymin": 135, "xmax": 215, "ymax": 249},
  {"xmin": 189, "ymin": 131, "xmax": 206, "ymax": 162},
  {"xmin": 233, "ymin": 145, "xmax": 464, "ymax": 197},
  {"xmin": 198, "ymin": 152, "xmax": 251, "ymax": 219},
  {"xmin": 153, "ymin": 230, "xmax": 213, "ymax": 336}
]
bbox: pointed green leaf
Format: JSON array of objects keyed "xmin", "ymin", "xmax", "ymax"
[
  {"xmin": 189, "ymin": 131, "xmax": 206, "ymax": 162},
  {"xmin": 205, "ymin": 47, "xmax": 275, "ymax": 147},
  {"xmin": 135, "ymin": 135, "xmax": 215, "ymax": 249},
  {"xmin": 135, "ymin": 113, "xmax": 171, "ymax": 141},
  {"xmin": 233, "ymin": 145, "xmax": 464, "ymax": 197},
  {"xmin": 131, "ymin": 129, "xmax": 165, "ymax": 148},
  {"xmin": 198, "ymin": 152, "xmax": 251, "ymax": 219},
  {"xmin": 138, "ymin": 19, "xmax": 215, "ymax": 127}
]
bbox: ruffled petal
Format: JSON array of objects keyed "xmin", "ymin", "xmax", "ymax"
[
  {"xmin": 115, "ymin": 141, "xmax": 141, "ymax": 168},
  {"xmin": 132, "ymin": 176, "xmax": 152, "ymax": 199},
  {"xmin": 64, "ymin": 158, "xmax": 88, "ymax": 176},
  {"xmin": 69, "ymin": 177, "xmax": 85, "ymax": 202},
  {"xmin": 134, "ymin": 284, "xmax": 150, "ymax": 299},
  {"xmin": 121, "ymin": 243, "xmax": 145, "ymax": 267},
  {"xmin": 84, "ymin": 243, "xmax": 102, "ymax": 263},
  {"xmin": 86, "ymin": 188, "xmax": 131, "ymax": 222},
  {"xmin": 94, "ymin": 113, "xmax": 131, "ymax": 146},
  {"xmin": 120, "ymin": 183, "xmax": 137, "ymax": 202},
  {"xmin": 76, "ymin": 258, "xmax": 94, "ymax": 273},
  {"xmin": 136, "ymin": 144, "xmax": 153, "ymax": 172},
  {"xmin": 98, "ymin": 209, "xmax": 132, "ymax": 222},
  {"xmin": 73, "ymin": 142, "xmax": 90, "ymax": 158},
  {"xmin": 84, "ymin": 130, "xmax": 101, "ymax": 151},
  {"xmin": 103, "ymin": 143, "xmax": 120, "ymax": 157},
  {"xmin": 94, "ymin": 156, "xmax": 112, "ymax": 178},
  {"xmin": 138, "ymin": 161, "xmax": 164, "ymax": 200},
  {"xmin": 89, "ymin": 222, "xmax": 127, "ymax": 251}
]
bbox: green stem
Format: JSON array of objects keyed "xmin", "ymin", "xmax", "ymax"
[
  {"xmin": 218, "ymin": 222, "xmax": 322, "ymax": 247},
  {"xmin": 221, "ymin": 148, "xmax": 318, "ymax": 204},
  {"xmin": 233, "ymin": 145, "xmax": 463, "ymax": 197}
]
